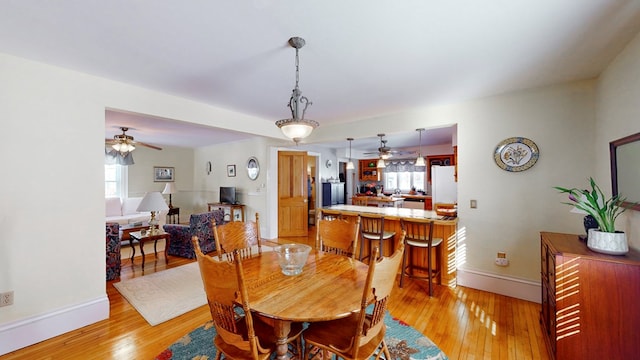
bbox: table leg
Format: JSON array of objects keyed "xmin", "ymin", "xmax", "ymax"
[
  {"xmin": 130, "ymin": 240, "xmax": 136, "ymax": 261},
  {"xmin": 273, "ymin": 320, "xmax": 292, "ymax": 360},
  {"xmin": 164, "ymin": 235, "xmax": 170, "ymax": 263},
  {"xmin": 140, "ymin": 241, "xmax": 146, "ymax": 268}
]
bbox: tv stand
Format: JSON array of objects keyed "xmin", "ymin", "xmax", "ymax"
[{"xmin": 208, "ymin": 202, "xmax": 245, "ymax": 222}]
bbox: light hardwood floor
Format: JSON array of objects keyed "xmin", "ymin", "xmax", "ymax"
[{"xmin": 1, "ymin": 231, "xmax": 549, "ymax": 360}]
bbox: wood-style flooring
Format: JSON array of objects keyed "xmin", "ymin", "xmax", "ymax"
[{"xmin": 1, "ymin": 230, "xmax": 549, "ymax": 360}]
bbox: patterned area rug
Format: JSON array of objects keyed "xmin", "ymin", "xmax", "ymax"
[{"xmin": 155, "ymin": 312, "xmax": 448, "ymax": 359}]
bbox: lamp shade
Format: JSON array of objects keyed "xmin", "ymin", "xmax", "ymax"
[
  {"xmin": 377, "ymin": 158, "xmax": 386, "ymax": 168},
  {"xmin": 136, "ymin": 192, "xmax": 169, "ymax": 212},
  {"xmin": 415, "ymin": 156, "xmax": 426, "ymax": 167},
  {"xmin": 162, "ymin": 182, "xmax": 177, "ymax": 195}
]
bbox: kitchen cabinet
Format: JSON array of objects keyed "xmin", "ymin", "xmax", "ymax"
[
  {"xmin": 359, "ymin": 159, "xmax": 379, "ymax": 181},
  {"xmin": 322, "ymin": 182, "xmax": 345, "ymax": 206},
  {"xmin": 427, "ymin": 154, "xmax": 454, "ymax": 182},
  {"xmin": 540, "ymin": 232, "xmax": 640, "ymax": 359}
]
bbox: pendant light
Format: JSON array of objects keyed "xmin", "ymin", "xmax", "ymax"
[
  {"xmin": 415, "ymin": 128, "xmax": 426, "ymax": 166},
  {"xmin": 275, "ymin": 37, "xmax": 319, "ymax": 144},
  {"xmin": 346, "ymin": 138, "xmax": 355, "ymax": 170},
  {"xmin": 377, "ymin": 158, "xmax": 386, "ymax": 168}
]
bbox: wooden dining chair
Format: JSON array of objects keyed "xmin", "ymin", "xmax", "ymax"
[
  {"xmin": 399, "ymin": 218, "xmax": 443, "ymax": 296},
  {"xmin": 359, "ymin": 214, "xmax": 396, "ymax": 262},
  {"xmin": 316, "ymin": 215, "xmax": 361, "ymax": 259},
  {"xmin": 192, "ymin": 237, "xmax": 303, "ymax": 359},
  {"xmin": 352, "ymin": 197, "xmax": 368, "ymax": 206},
  {"xmin": 213, "ymin": 212, "xmax": 263, "ymax": 261},
  {"xmin": 302, "ymin": 236, "xmax": 406, "ymax": 360}
]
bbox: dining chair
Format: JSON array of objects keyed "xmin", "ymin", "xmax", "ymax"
[
  {"xmin": 213, "ymin": 212, "xmax": 263, "ymax": 261},
  {"xmin": 302, "ymin": 236, "xmax": 406, "ymax": 360},
  {"xmin": 352, "ymin": 197, "xmax": 368, "ymax": 206},
  {"xmin": 192, "ymin": 237, "xmax": 303, "ymax": 359},
  {"xmin": 399, "ymin": 218, "xmax": 443, "ymax": 296},
  {"xmin": 359, "ymin": 214, "xmax": 396, "ymax": 262},
  {"xmin": 316, "ymin": 215, "xmax": 361, "ymax": 259}
]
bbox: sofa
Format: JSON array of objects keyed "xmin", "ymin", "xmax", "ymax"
[
  {"xmin": 163, "ymin": 210, "xmax": 226, "ymax": 259},
  {"xmin": 105, "ymin": 197, "xmax": 152, "ymax": 225},
  {"xmin": 106, "ymin": 222, "xmax": 121, "ymax": 280}
]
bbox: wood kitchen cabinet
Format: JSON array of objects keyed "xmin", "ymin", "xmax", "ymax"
[
  {"xmin": 426, "ymin": 154, "xmax": 454, "ymax": 182},
  {"xmin": 359, "ymin": 159, "xmax": 379, "ymax": 181},
  {"xmin": 540, "ymin": 232, "xmax": 640, "ymax": 359}
]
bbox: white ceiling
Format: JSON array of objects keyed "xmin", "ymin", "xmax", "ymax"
[{"xmin": 3, "ymin": 1, "xmax": 640, "ymax": 152}]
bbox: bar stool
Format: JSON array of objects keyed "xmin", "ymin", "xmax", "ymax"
[
  {"xmin": 399, "ymin": 218, "xmax": 443, "ymax": 296},
  {"xmin": 359, "ymin": 214, "xmax": 395, "ymax": 261}
]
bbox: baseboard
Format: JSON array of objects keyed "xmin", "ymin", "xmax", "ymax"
[
  {"xmin": 0, "ymin": 295, "xmax": 109, "ymax": 355},
  {"xmin": 456, "ymin": 268, "xmax": 541, "ymax": 303}
]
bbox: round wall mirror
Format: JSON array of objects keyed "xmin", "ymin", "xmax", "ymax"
[{"xmin": 247, "ymin": 157, "xmax": 259, "ymax": 180}]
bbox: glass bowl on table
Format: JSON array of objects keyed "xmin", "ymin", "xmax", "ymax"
[{"xmin": 274, "ymin": 243, "xmax": 312, "ymax": 276}]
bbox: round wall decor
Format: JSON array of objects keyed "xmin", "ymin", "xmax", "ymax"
[
  {"xmin": 494, "ymin": 137, "xmax": 539, "ymax": 172},
  {"xmin": 247, "ymin": 157, "xmax": 259, "ymax": 180},
  {"xmin": 325, "ymin": 159, "xmax": 333, "ymax": 168}
]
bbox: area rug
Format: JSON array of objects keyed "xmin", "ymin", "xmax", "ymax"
[
  {"xmin": 114, "ymin": 262, "xmax": 206, "ymax": 326},
  {"xmin": 155, "ymin": 312, "xmax": 448, "ymax": 360}
]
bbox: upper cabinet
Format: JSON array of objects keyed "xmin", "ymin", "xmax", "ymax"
[
  {"xmin": 426, "ymin": 154, "xmax": 455, "ymax": 182},
  {"xmin": 359, "ymin": 159, "xmax": 379, "ymax": 182}
]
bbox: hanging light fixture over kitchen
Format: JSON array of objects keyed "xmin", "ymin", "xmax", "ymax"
[
  {"xmin": 346, "ymin": 138, "xmax": 354, "ymax": 170},
  {"xmin": 415, "ymin": 128, "xmax": 426, "ymax": 166},
  {"xmin": 275, "ymin": 37, "xmax": 319, "ymax": 144}
]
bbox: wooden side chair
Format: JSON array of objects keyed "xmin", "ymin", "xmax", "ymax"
[
  {"xmin": 303, "ymin": 236, "xmax": 406, "ymax": 360},
  {"xmin": 352, "ymin": 197, "xmax": 368, "ymax": 206},
  {"xmin": 359, "ymin": 214, "xmax": 396, "ymax": 262},
  {"xmin": 399, "ymin": 218, "xmax": 443, "ymax": 296},
  {"xmin": 316, "ymin": 215, "xmax": 361, "ymax": 259},
  {"xmin": 192, "ymin": 237, "xmax": 303, "ymax": 359},
  {"xmin": 213, "ymin": 212, "xmax": 263, "ymax": 261}
]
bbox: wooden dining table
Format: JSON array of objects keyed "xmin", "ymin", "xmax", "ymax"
[{"xmin": 241, "ymin": 250, "xmax": 369, "ymax": 360}]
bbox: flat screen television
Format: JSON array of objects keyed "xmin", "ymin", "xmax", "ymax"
[{"xmin": 220, "ymin": 186, "xmax": 237, "ymax": 204}]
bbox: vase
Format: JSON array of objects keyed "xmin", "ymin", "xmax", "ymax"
[{"xmin": 587, "ymin": 229, "xmax": 628, "ymax": 255}]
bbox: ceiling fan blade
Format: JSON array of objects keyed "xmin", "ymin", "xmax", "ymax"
[{"xmin": 135, "ymin": 141, "xmax": 162, "ymax": 151}]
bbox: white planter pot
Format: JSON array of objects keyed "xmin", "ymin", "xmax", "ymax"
[{"xmin": 587, "ymin": 229, "xmax": 628, "ymax": 255}]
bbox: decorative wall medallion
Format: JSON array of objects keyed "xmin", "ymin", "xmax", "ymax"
[
  {"xmin": 247, "ymin": 157, "xmax": 259, "ymax": 180},
  {"xmin": 326, "ymin": 159, "xmax": 332, "ymax": 168},
  {"xmin": 494, "ymin": 137, "xmax": 539, "ymax": 172}
]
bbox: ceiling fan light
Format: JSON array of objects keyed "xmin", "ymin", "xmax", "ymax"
[
  {"xmin": 415, "ymin": 155, "xmax": 426, "ymax": 167},
  {"xmin": 377, "ymin": 158, "xmax": 386, "ymax": 168},
  {"xmin": 112, "ymin": 143, "xmax": 122, "ymax": 152}
]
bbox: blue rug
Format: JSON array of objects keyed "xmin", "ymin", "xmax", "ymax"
[{"xmin": 155, "ymin": 312, "xmax": 448, "ymax": 359}]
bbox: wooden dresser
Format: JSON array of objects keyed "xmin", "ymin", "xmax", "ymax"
[{"xmin": 540, "ymin": 232, "xmax": 640, "ymax": 359}]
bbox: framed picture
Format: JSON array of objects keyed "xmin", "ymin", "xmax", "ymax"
[
  {"xmin": 227, "ymin": 164, "xmax": 236, "ymax": 177},
  {"xmin": 154, "ymin": 167, "xmax": 175, "ymax": 182}
]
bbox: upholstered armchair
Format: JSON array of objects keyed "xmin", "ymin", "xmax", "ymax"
[
  {"xmin": 163, "ymin": 210, "xmax": 225, "ymax": 259},
  {"xmin": 106, "ymin": 222, "xmax": 121, "ymax": 281}
]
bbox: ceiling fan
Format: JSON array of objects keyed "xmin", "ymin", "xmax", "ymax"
[
  {"xmin": 363, "ymin": 133, "xmax": 415, "ymax": 159},
  {"xmin": 105, "ymin": 127, "xmax": 162, "ymax": 152}
]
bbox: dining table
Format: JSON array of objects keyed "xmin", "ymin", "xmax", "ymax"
[{"xmin": 241, "ymin": 249, "xmax": 370, "ymax": 360}]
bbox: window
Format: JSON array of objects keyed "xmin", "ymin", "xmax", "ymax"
[
  {"xmin": 105, "ymin": 164, "xmax": 128, "ymax": 198},
  {"xmin": 382, "ymin": 161, "xmax": 425, "ymax": 192}
]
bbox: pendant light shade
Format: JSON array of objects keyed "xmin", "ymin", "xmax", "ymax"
[
  {"xmin": 275, "ymin": 37, "xmax": 319, "ymax": 144},
  {"xmin": 415, "ymin": 128, "xmax": 426, "ymax": 166},
  {"xmin": 346, "ymin": 137, "xmax": 355, "ymax": 170},
  {"xmin": 377, "ymin": 158, "xmax": 386, "ymax": 168}
]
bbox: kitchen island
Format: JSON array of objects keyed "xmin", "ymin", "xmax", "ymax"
[
  {"xmin": 352, "ymin": 195, "xmax": 405, "ymax": 207},
  {"xmin": 323, "ymin": 204, "xmax": 458, "ymax": 287}
]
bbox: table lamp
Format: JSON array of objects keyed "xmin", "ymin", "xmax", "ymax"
[
  {"xmin": 137, "ymin": 191, "xmax": 169, "ymax": 233},
  {"xmin": 162, "ymin": 182, "xmax": 177, "ymax": 208}
]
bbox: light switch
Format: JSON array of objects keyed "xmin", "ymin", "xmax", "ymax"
[{"xmin": 470, "ymin": 199, "xmax": 477, "ymax": 209}]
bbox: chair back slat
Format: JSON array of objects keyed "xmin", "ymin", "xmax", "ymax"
[{"xmin": 401, "ymin": 218, "xmax": 435, "ymax": 246}]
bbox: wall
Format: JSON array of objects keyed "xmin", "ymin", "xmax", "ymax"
[{"xmin": 596, "ymin": 30, "xmax": 640, "ymax": 249}]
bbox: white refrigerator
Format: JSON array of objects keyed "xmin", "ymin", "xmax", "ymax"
[{"xmin": 431, "ymin": 165, "xmax": 457, "ymax": 204}]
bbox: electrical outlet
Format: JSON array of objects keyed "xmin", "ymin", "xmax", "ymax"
[
  {"xmin": 495, "ymin": 251, "xmax": 509, "ymax": 266},
  {"xmin": 0, "ymin": 291, "xmax": 14, "ymax": 307}
]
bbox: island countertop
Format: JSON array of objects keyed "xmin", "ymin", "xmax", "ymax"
[{"xmin": 324, "ymin": 204, "xmax": 457, "ymax": 224}]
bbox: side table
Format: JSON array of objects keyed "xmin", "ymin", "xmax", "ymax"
[{"xmin": 129, "ymin": 230, "xmax": 170, "ymax": 267}]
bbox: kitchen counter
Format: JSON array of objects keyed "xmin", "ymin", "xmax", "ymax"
[{"xmin": 352, "ymin": 195, "xmax": 404, "ymax": 208}]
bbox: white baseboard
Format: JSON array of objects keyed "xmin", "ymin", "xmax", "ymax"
[
  {"xmin": 0, "ymin": 296, "xmax": 109, "ymax": 356},
  {"xmin": 456, "ymin": 268, "xmax": 541, "ymax": 303}
]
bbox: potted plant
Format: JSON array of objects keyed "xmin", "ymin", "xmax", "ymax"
[{"xmin": 555, "ymin": 177, "xmax": 629, "ymax": 255}]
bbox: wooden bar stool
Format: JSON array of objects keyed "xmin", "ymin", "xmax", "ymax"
[
  {"xmin": 359, "ymin": 214, "xmax": 395, "ymax": 261},
  {"xmin": 399, "ymin": 218, "xmax": 443, "ymax": 296}
]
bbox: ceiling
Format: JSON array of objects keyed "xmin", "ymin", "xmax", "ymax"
[{"xmin": 3, "ymin": 1, "xmax": 640, "ymax": 153}]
